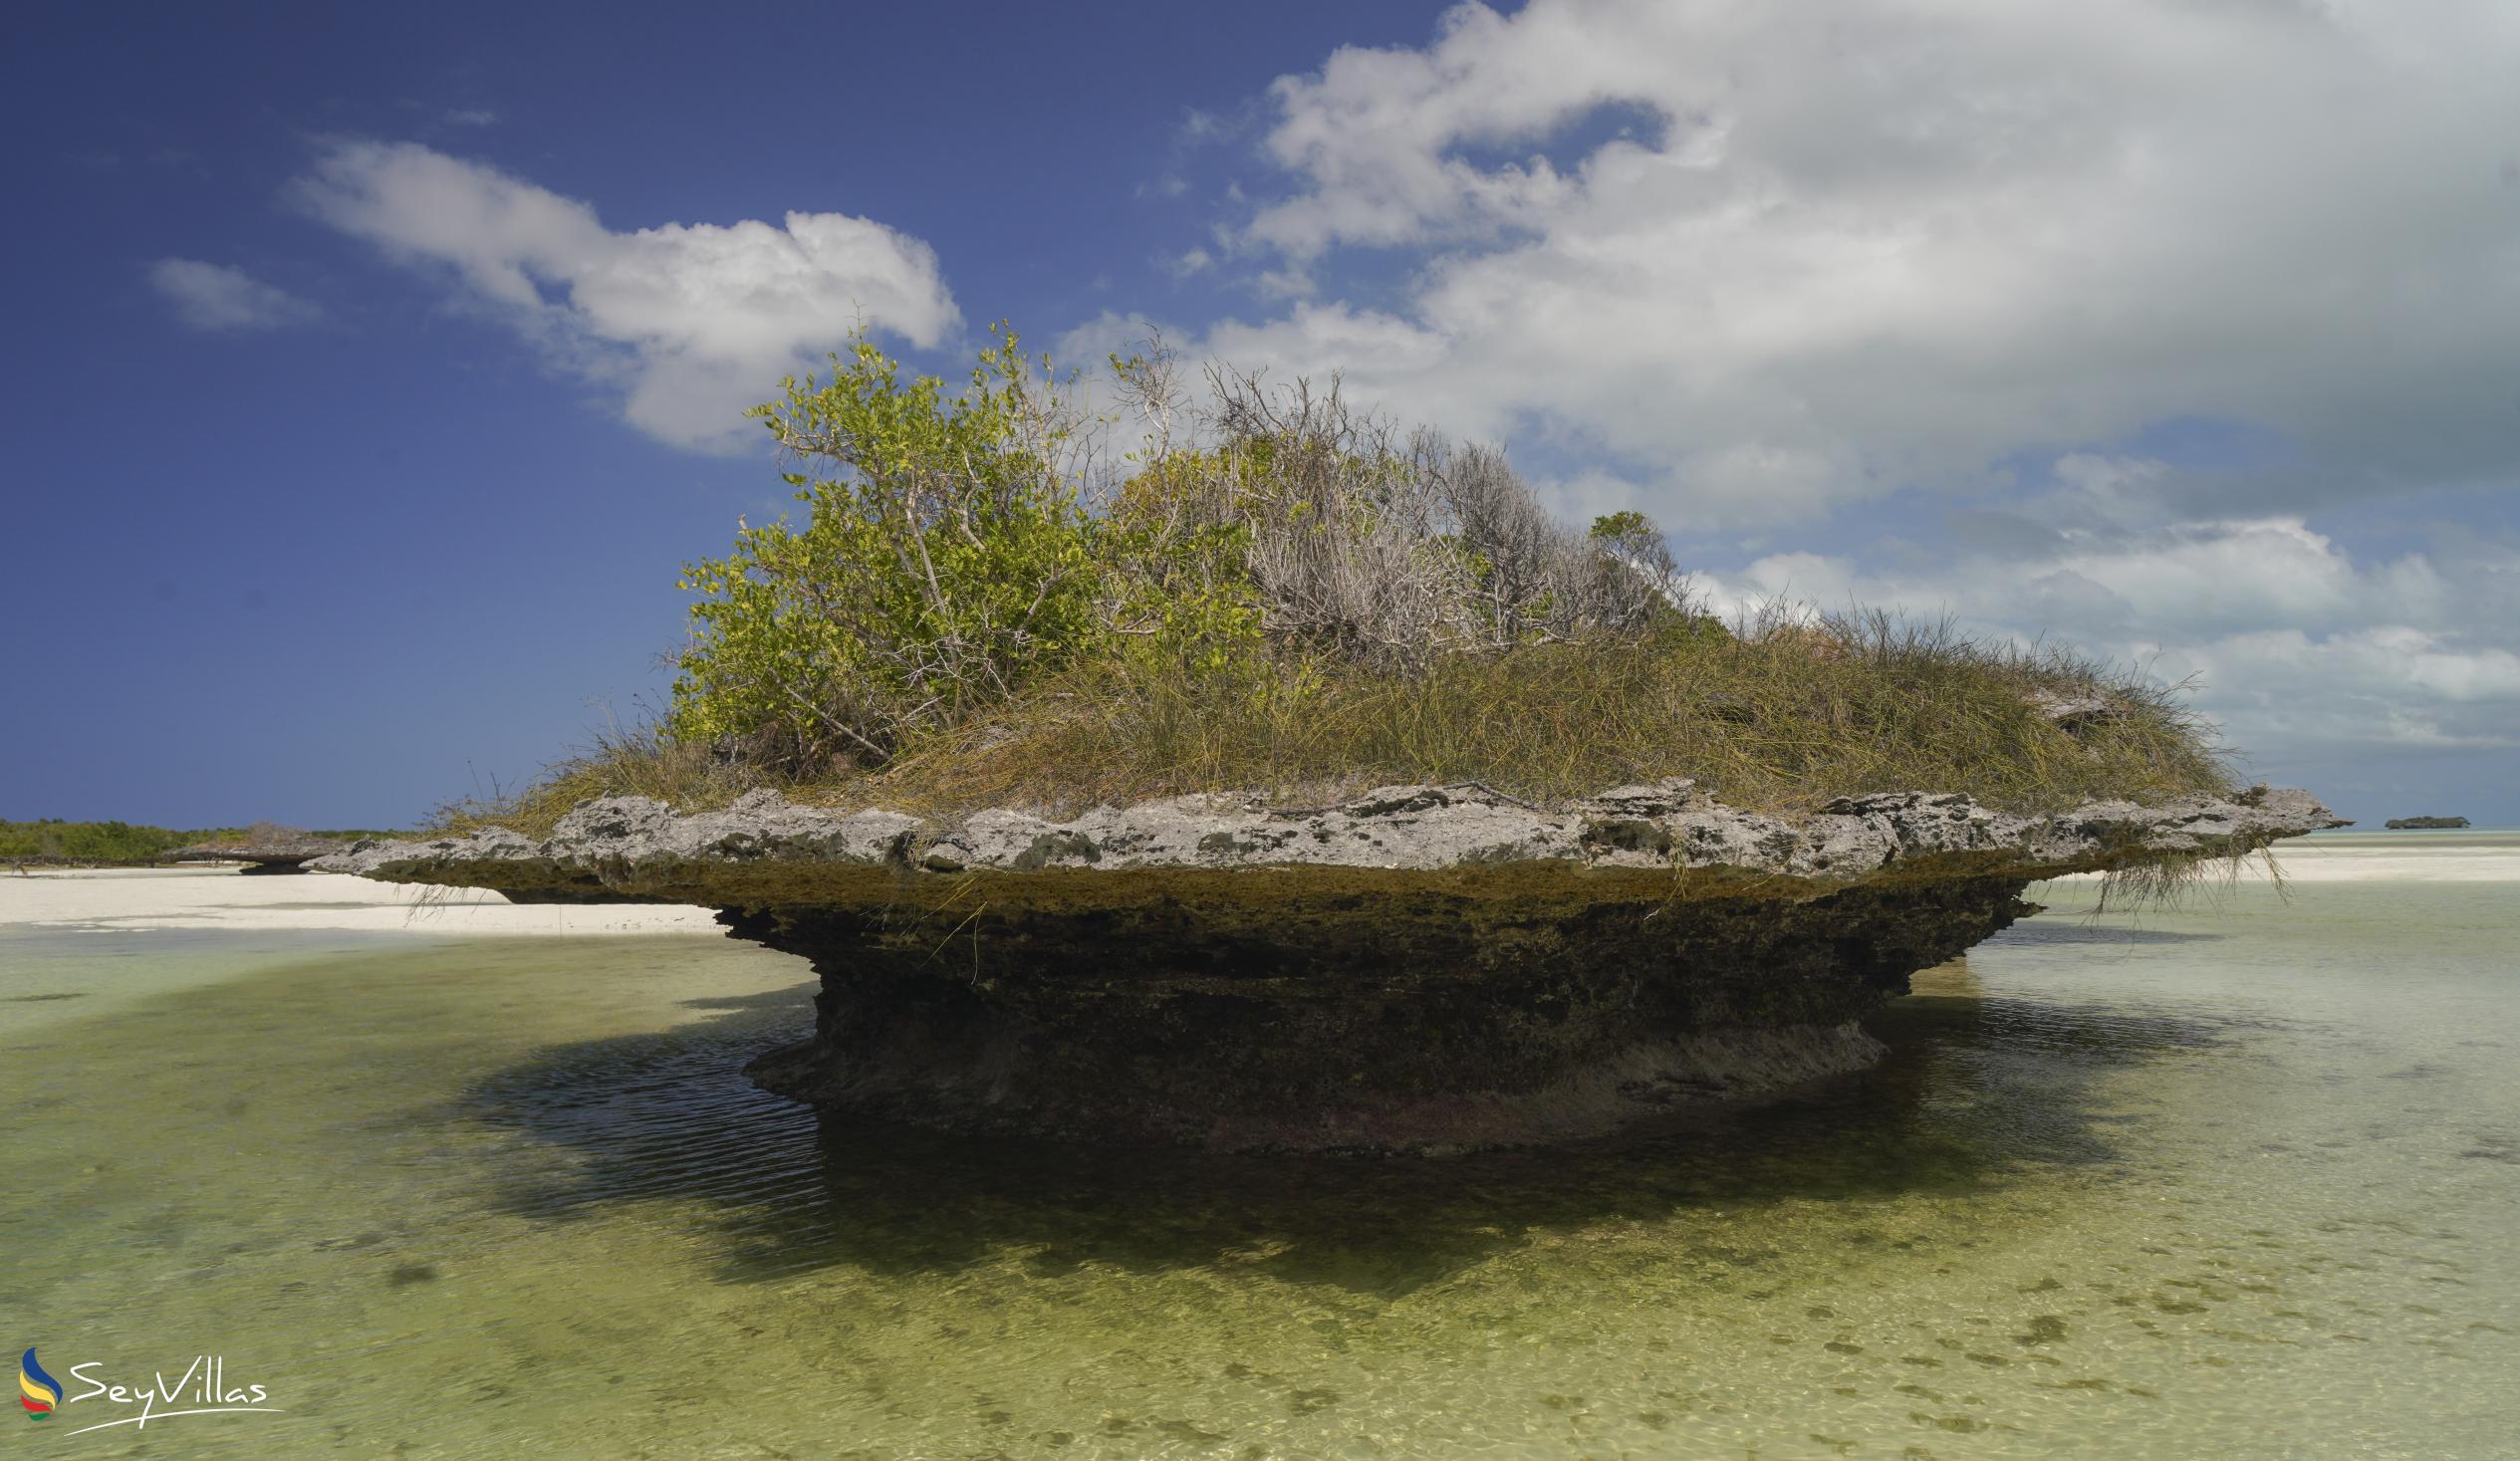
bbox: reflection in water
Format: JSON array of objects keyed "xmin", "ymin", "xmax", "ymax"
[
  {"xmin": 2, "ymin": 872, "xmax": 2516, "ymax": 1459},
  {"xmin": 460, "ymin": 955, "xmax": 2234, "ymax": 1296}
]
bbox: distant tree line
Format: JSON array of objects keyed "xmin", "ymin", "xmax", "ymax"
[{"xmin": 0, "ymin": 820, "xmax": 394, "ymax": 864}]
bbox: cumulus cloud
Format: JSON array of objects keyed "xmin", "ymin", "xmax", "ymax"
[
  {"xmin": 1186, "ymin": 0, "xmax": 2520, "ymax": 524},
  {"xmin": 148, "ymin": 259, "xmax": 321, "ymax": 332},
  {"xmin": 295, "ymin": 140, "xmax": 961, "ymax": 448}
]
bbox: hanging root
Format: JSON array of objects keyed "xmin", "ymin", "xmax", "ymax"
[{"xmin": 2092, "ymin": 836, "xmax": 2287, "ymax": 915}]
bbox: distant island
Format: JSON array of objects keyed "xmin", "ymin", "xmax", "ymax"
[
  {"xmin": 2384, "ymin": 815, "xmax": 2470, "ymax": 830},
  {"xmin": 2, "ymin": 818, "xmax": 393, "ymax": 868}
]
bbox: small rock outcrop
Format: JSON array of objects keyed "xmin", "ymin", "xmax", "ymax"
[
  {"xmin": 2384, "ymin": 815, "xmax": 2470, "ymax": 830},
  {"xmin": 173, "ymin": 825, "xmax": 351, "ymax": 874},
  {"xmin": 2027, "ymin": 689, "xmax": 2125, "ymax": 733},
  {"xmin": 320, "ymin": 782, "xmax": 2343, "ymax": 1153}
]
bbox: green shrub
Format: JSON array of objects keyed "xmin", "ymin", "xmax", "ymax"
[
  {"xmin": 661, "ymin": 332, "xmax": 1675, "ymax": 772},
  {"xmin": 666, "ymin": 331, "xmax": 1113, "ymax": 770}
]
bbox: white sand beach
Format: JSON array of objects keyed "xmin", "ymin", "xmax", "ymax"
[
  {"xmin": 0, "ymin": 865, "xmax": 723, "ymax": 935},
  {"xmin": 2063, "ymin": 829, "xmax": 2520, "ymax": 884},
  {"xmin": 2255, "ymin": 836, "xmax": 2520, "ymax": 880}
]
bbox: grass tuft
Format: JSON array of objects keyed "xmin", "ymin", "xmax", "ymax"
[
  {"xmin": 430, "ymin": 718, "xmax": 770, "ymax": 839},
  {"xmin": 439, "ymin": 606, "xmax": 2233, "ymax": 839}
]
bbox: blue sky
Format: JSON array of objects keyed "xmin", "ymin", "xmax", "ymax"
[{"xmin": 5, "ymin": 1, "xmax": 2515, "ymax": 830}]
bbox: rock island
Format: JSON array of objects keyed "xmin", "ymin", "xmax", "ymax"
[{"xmin": 325, "ymin": 334, "xmax": 2342, "ymax": 1151}]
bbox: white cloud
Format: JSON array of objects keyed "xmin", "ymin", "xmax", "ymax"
[
  {"xmin": 148, "ymin": 259, "xmax": 321, "ymax": 332},
  {"xmin": 1184, "ymin": 0, "xmax": 2520, "ymax": 524},
  {"xmin": 295, "ymin": 140, "xmax": 960, "ymax": 449}
]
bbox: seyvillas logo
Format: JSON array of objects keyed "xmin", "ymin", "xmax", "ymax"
[
  {"xmin": 15, "ymin": 1347, "xmax": 285, "ymax": 1437},
  {"xmin": 18, "ymin": 1349, "xmax": 61, "ymax": 1420}
]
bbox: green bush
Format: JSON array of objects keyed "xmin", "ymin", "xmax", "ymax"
[
  {"xmin": 667, "ymin": 331, "xmax": 1116, "ymax": 770},
  {"xmin": 662, "ymin": 331, "xmax": 1694, "ymax": 776}
]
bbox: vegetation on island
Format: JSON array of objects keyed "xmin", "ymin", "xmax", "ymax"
[
  {"xmin": 440, "ymin": 330, "xmax": 2230, "ymax": 838},
  {"xmin": 0, "ymin": 819, "xmax": 238, "ymax": 864},
  {"xmin": 0, "ymin": 819, "xmax": 389, "ymax": 866}
]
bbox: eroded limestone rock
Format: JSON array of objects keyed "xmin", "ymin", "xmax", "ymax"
[
  {"xmin": 173, "ymin": 826, "xmax": 353, "ymax": 874},
  {"xmin": 319, "ymin": 782, "xmax": 2343, "ymax": 1153}
]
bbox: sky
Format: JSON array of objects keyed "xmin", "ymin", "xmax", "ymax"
[{"xmin": 4, "ymin": 0, "xmax": 2515, "ymax": 830}]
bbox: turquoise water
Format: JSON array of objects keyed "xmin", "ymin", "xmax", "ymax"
[{"xmin": 2, "ymin": 846, "xmax": 2515, "ymax": 1458}]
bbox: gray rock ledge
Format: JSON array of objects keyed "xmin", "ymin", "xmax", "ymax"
[
  {"xmin": 174, "ymin": 829, "xmax": 351, "ymax": 874},
  {"xmin": 313, "ymin": 780, "xmax": 2342, "ymax": 890}
]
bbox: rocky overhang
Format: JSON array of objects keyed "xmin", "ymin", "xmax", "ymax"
[{"xmin": 318, "ymin": 781, "xmax": 2343, "ymax": 1153}]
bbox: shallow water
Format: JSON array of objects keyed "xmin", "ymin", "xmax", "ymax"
[{"xmin": 3, "ymin": 841, "xmax": 2516, "ymax": 1458}]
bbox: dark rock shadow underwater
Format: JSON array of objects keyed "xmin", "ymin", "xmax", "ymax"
[{"xmin": 451, "ymin": 953, "xmax": 2256, "ymax": 1297}]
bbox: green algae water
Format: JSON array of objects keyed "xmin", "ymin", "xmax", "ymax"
[{"xmin": 3, "ymin": 837, "xmax": 2516, "ymax": 1458}]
